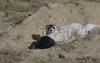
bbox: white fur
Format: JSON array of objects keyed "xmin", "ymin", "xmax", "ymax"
[{"xmin": 47, "ymin": 23, "xmax": 99, "ymax": 44}]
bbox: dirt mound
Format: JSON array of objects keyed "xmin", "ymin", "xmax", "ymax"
[
  {"xmin": 9, "ymin": 2, "xmax": 100, "ymax": 44},
  {"xmin": 0, "ymin": 1, "xmax": 100, "ymax": 63}
]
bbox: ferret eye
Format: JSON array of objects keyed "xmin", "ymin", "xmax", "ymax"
[
  {"xmin": 48, "ymin": 28, "xmax": 50, "ymax": 30},
  {"xmin": 48, "ymin": 28, "xmax": 53, "ymax": 32}
]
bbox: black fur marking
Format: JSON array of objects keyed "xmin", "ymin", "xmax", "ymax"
[
  {"xmin": 46, "ymin": 24, "xmax": 55, "ymax": 35},
  {"xmin": 35, "ymin": 36, "xmax": 56, "ymax": 49},
  {"xmin": 28, "ymin": 41, "xmax": 37, "ymax": 49}
]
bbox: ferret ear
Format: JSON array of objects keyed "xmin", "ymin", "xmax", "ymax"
[
  {"xmin": 52, "ymin": 25, "xmax": 56, "ymax": 29},
  {"xmin": 46, "ymin": 25, "xmax": 49, "ymax": 28}
]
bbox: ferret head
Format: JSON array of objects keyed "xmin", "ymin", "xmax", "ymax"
[{"xmin": 46, "ymin": 24, "xmax": 56, "ymax": 35}]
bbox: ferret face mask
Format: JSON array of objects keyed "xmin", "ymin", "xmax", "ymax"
[{"xmin": 46, "ymin": 24, "xmax": 56, "ymax": 35}]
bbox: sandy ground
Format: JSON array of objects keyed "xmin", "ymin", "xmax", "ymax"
[{"xmin": 0, "ymin": 0, "xmax": 100, "ymax": 63}]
